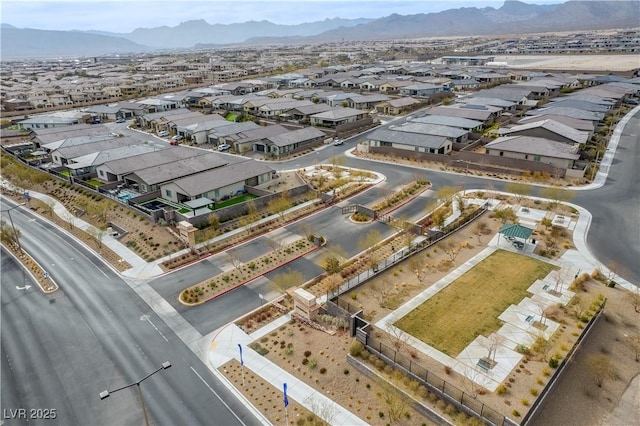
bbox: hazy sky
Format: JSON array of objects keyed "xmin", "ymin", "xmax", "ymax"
[{"xmin": 2, "ymin": 0, "xmax": 564, "ymax": 33}]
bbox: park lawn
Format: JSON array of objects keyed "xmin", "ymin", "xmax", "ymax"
[
  {"xmin": 395, "ymin": 250, "xmax": 556, "ymax": 357},
  {"xmin": 213, "ymin": 193, "xmax": 257, "ymax": 209}
]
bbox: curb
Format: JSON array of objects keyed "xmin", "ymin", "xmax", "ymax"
[
  {"xmin": 1, "ymin": 244, "xmax": 59, "ymax": 294},
  {"xmin": 179, "ymin": 242, "xmax": 322, "ymax": 306}
]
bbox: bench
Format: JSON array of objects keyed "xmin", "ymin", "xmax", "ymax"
[
  {"xmin": 525, "ymin": 315, "xmax": 534, "ymax": 324},
  {"xmin": 477, "ymin": 358, "xmax": 491, "ymax": 373}
]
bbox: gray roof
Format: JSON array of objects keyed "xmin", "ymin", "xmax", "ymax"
[
  {"xmin": 100, "ymin": 146, "xmax": 201, "ymax": 176},
  {"xmin": 425, "ymin": 106, "xmax": 494, "ymax": 121},
  {"xmin": 55, "ymin": 137, "xmax": 141, "ymax": 159},
  {"xmin": 485, "ymin": 136, "xmax": 580, "ymax": 160},
  {"xmin": 129, "ymin": 152, "xmax": 243, "ymax": 186},
  {"xmin": 286, "ymin": 104, "xmax": 333, "ymax": 115},
  {"xmin": 19, "ymin": 116, "xmax": 78, "ymax": 125},
  {"xmin": 311, "ymin": 107, "xmax": 365, "ymax": 120},
  {"xmin": 393, "ymin": 122, "xmax": 467, "ymax": 139},
  {"xmin": 546, "ymin": 99, "xmax": 610, "ymax": 113},
  {"xmin": 410, "ymin": 115, "xmax": 483, "ymax": 130},
  {"xmin": 497, "ymin": 119, "xmax": 589, "ymax": 144},
  {"xmin": 527, "ymin": 107, "xmax": 604, "ymax": 121},
  {"xmin": 457, "ymin": 97, "xmax": 516, "ymax": 109},
  {"xmin": 368, "ymin": 128, "xmax": 449, "ymax": 149},
  {"xmin": 234, "ymin": 125, "xmax": 290, "ymax": 143},
  {"xmin": 471, "ymin": 87, "xmax": 533, "ymax": 102},
  {"xmin": 517, "ymin": 114, "xmax": 595, "ymax": 132},
  {"xmin": 68, "ymin": 144, "xmax": 159, "ymax": 169},
  {"xmin": 142, "ymin": 108, "xmax": 192, "ymax": 121},
  {"xmin": 170, "ymin": 159, "xmax": 273, "ymax": 197},
  {"xmin": 209, "ymin": 121, "xmax": 259, "ymax": 137},
  {"xmin": 43, "ymin": 134, "xmax": 118, "ymax": 151},
  {"xmin": 266, "ymin": 127, "xmax": 326, "ymax": 147},
  {"xmin": 563, "ymin": 94, "xmax": 616, "ymax": 106}
]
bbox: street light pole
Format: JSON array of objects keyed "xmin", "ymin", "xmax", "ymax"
[
  {"xmin": 99, "ymin": 361, "xmax": 171, "ymax": 426},
  {"xmin": 1, "ymin": 202, "xmax": 26, "ymax": 254}
]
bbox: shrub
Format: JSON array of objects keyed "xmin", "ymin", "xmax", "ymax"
[
  {"xmin": 530, "ymin": 388, "xmax": 539, "ymax": 396},
  {"xmin": 444, "ymin": 365, "xmax": 452, "ymax": 375},
  {"xmin": 304, "ymin": 350, "xmax": 312, "ymax": 358},
  {"xmin": 496, "ymin": 384, "xmax": 508, "ymax": 395},
  {"xmin": 343, "ymin": 369, "xmax": 350, "ymax": 375},
  {"xmin": 542, "ymin": 368, "xmax": 550, "ymax": 376},
  {"xmin": 512, "ymin": 410, "xmax": 521, "ymax": 417},
  {"xmin": 319, "ymin": 367, "xmax": 327, "ymax": 374},
  {"xmin": 308, "ymin": 358, "xmax": 317, "ymax": 368},
  {"xmin": 521, "ymin": 399, "xmax": 529, "ymax": 406},
  {"xmin": 350, "ymin": 341, "xmax": 364, "ymax": 357},
  {"xmin": 548, "ymin": 357, "xmax": 559, "ymax": 368}
]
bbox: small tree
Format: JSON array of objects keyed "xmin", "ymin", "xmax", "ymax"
[
  {"xmin": 227, "ymin": 252, "xmax": 244, "ymax": 277},
  {"xmin": 586, "ymin": 354, "xmax": 616, "ymax": 387},
  {"xmin": 0, "ymin": 218, "xmax": 20, "ymax": 249},
  {"xmin": 493, "ymin": 207, "xmax": 518, "ymax": 224},
  {"xmin": 271, "ymin": 268, "xmax": 304, "ymax": 293},
  {"xmin": 627, "ymin": 288, "xmax": 640, "ymax": 314},
  {"xmin": 473, "ymin": 221, "xmax": 489, "ymax": 244},
  {"xmin": 439, "ymin": 239, "xmax": 460, "ymax": 262},
  {"xmin": 540, "ymin": 186, "xmax": 575, "ymax": 206},
  {"xmin": 358, "ymin": 229, "xmax": 382, "ymax": 270},
  {"xmin": 62, "ymin": 211, "xmax": 75, "ymax": 230},
  {"xmin": 436, "ymin": 186, "xmax": 458, "ymax": 204},
  {"xmin": 625, "ymin": 334, "xmax": 640, "ymax": 362},
  {"xmin": 45, "ymin": 199, "xmax": 56, "ymax": 216},
  {"xmin": 268, "ymin": 190, "xmax": 291, "ymax": 220},
  {"xmin": 239, "ymin": 200, "xmax": 259, "ymax": 234},
  {"xmin": 505, "ymin": 182, "xmax": 532, "ymax": 202},
  {"xmin": 323, "ymin": 256, "xmax": 342, "ymax": 275}
]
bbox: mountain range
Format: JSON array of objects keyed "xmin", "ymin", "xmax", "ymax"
[{"xmin": 1, "ymin": 1, "xmax": 639, "ymax": 59}]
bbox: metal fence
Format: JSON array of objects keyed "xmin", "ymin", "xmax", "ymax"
[
  {"xmin": 359, "ymin": 332, "xmax": 517, "ymax": 426},
  {"xmin": 520, "ymin": 300, "xmax": 607, "ymax": 426},
  {"xmin": 326, "ymin": 204, "xmax": 488, "ymax": 301}
]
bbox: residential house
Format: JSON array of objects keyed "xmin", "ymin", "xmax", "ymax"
[
  {"xmin": 160, "ymin": 158, "xmax": 273, "ymax": 204},
  {"xmin": 65, "ymin": 143, "xmax": 160, "ymax": 176},
  {"xmin": 485, "ymin": 135, "xmax": 580, "ymax": 170},
  {"xmin": 309, "ymin": 108, "xmax": 369, "ymax": 127},
  {"xmin": 451, "ymin": 79, "xmax": 481, "ymax": 91},
  {"xmin": 18, "ymin": 115, "xmax": 81, "ymax": 131},
  {"xmin": 399, "ymin": 83, "xmax": 442, "ymax": 97},
  {"xmin": 545, "ymin": 99, "xmax": 611, "ymax": 113},
  {"xmin": 366, "ymin": 128, "xmax": 452, "ymax": 154},
  {"xmin": 96, "ymin": 147, "xmax": 201, "ymax": 184},
  {"xmin": 285, "ymin": 104, "xmax": 334, "ymax": 122},
  {"xmin": 206, "ymin": 121, "xmax": 260, "ymax": 146},
  {"xmin": 497, "ymin": 119, "xmax": 590, "ymax": 144},
  {"xmin": 456, "ymin": 97, "xmax": 517, "ymax": 114},
  {"xmin": 424, "ymin": 105, "xmax": 498, "ymax": 125},
  {"xmin": 375, "ymin": 97, "xmax": 421, "ymax": 115},
  {"xmin": 392, "ymin": 122, "xmax": 469, "ymax": 144},
  {"xmin": 409, "ymin": 115, "xmax": 484, "ymax": 132},
  {"xmin": 526, "ymin": 107, "xmax": 605, "ymax": 122},
  {"xmin": 231, "ymin": 125, "xmax": 290, "ymax": 154},
  {"xmin": 379, "ymin": 81, "xmax": 413, "ymax": 94},
  {"xmin": 346, "ymin": 94, "xmax": 390, "ymax": 110},
  {"xmin": 516, "ymin": 114, "xmax": 596, "ymax": 133},
  {"xmin": 50, "ymin": 136, "xmax": 141, "ymax": 166},
  {"xmin": 262, "ymin": 127, "xmax": 327, "ymax": 157}
]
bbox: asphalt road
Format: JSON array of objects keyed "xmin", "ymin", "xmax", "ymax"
[{"xmin": 0, "ymin": 200, "xmax": 261, "ymax": 426}]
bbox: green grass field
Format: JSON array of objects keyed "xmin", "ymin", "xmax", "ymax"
[
  {"xmin": 85, "ymin": 179, "xmax": 103, "ymax": 188},
  {"xmin": 395, "ymin": 250, "xmax": 556, "ymax": 356},
  {"xmin": 213, "ymin": 193, "xmax": 257, "ymax": 209}
]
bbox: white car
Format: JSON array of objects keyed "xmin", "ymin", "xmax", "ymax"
[
  {"xmin": 158, "ymin": 130, "xmax": 169, "ymax": 137},
  {"xmin": 334, "ymin": 139, "xmax": 344, "ymax": 146},
  {"xmin": 217, "ymin": 143, "xmax": 231, "ymax": 151}
]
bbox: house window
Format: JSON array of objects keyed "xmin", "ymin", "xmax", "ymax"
[
  {"xmin": 499, "ymin": 151, "xmax": 504, "ymax": 156},
  {"xmin": 524, "ymin": 155, "xmax": 528, "ymax": 160},
  {"xmin": 165, "ymin": 189, "xmax": 172, "ymax": 197},
  {"xmin": 534, "ymin": 156, "xmax": 541, "ymax": 161},
  {"xmin": 99, "ymin": 170, "xmax": 104, "ymax": 176}
]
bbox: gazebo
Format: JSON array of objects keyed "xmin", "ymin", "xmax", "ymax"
[{"xmin": 498, "ymin": 224, "xmax": 534, "ymax": 250}]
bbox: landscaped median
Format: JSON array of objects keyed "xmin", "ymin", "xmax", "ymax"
[{"xmin": 179, "ymin": 235, "xmax": 325, "ymax": 306}]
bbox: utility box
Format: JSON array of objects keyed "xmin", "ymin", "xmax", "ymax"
[{"xmin": 177, "ymin": 220, "xmax": 197, "ymax": 247}]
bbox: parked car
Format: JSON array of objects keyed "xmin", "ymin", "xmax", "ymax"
[
  {"xmin": 217, "ymin": 143, "xmax": 231, "ymax": 151},
  {"xmin": 171, "ymin": 135, "xmax": 183, "ymax": 141},
  {"xmin": 115, "ymin": 118, "xmax": 126, "ymax": 123},
  {"xmin": 158, "ymin": 130, "xmax": 169, "ymax": 137},
  {"xmin": 334, "ymin": 139, "xmax": 344, "ymax": 146},
  {"xmin": 169, "ymin": 139, "xmax": 180, "ymax": 145}
]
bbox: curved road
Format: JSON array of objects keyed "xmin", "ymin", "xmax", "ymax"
[{"xmin": 0, "ymin": 200, "xmax": 260, "ymax": 426}]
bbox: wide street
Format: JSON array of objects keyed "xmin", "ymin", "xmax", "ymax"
[{"xmin": 0, "ymin": 201, "xmax": 260, "ymax": 426}]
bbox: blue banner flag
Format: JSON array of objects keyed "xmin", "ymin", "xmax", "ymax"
[
  {"xmin": 238, "ymin": 344, "xmax": 243, "ymax": 366},
  {"xmin": 283, "ymin": 383, "xmax": 289, "ymax": 407}
]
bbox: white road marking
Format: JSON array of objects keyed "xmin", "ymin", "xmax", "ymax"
[
  {"xmin": 190, "ymin": 366, "xmax": 246, "ymax": 426},
  {"xmin": 141, "ymin": 315, "xmax": 168, "ymax": 342}
]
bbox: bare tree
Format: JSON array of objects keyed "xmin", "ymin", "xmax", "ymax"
[
  {"xmin": 551, "ymin": 268, "xmax": 571, "ymax": 295},
  {"xmin": 627, "ymin": 287, "xmax": 640, "ymax": 314},
  {"xmin": 439, "ymin": 239, "xmax": 460, "ymax": 262},
  {"xmin": 239, "ymin": 200, "xmax": 259, "ymax": 234},
  {"xmin": 322, "ymin": 273, "xmax": 342, "ymax": 296},
  {"xmin": 358, "ymin": 229, "xmax": 382, "ymax": 270},
  {"xmin": 87, "ymin": 226, "xmax": 106, "ymax": 250},
  {"xmin": 540, "ymin": 186, "xmax": 575, "ymax": 206},
  {"xmin": 45, "ymin": 198, "xmax": 56, "ymax": 217},
  {"xmin": 0, "ymin": 218, "xmax": 21, "ymax": 249},
  {"xmin": 625, "ymin": 334, "xmax": 640, "ymax": 362},
  {"xmin": 473, "ymin": 221, "xmax": 489, "ymax": 244},
  {"xmin": 386, "ymin": 324, "xmax": 409, "ymax": 352},
  {"xmin": 265, "ymin": 237, "xmax": 284, "ymax": 259},
  {"xmin": 268, "ymin": 190, "xmax": 291, "ymax": 220},
  {"xmin": 586, "ymin": 354, "xmax": 616, "ymax": 387},
  {"xmin": 303, "ymin": 395, "xmax": 337, "ymax": 425},
  {"xmin": 481, "ymin": 334, "xmax": 505, "ymax": 363},
  {"xmin": 377, "ymin": 381, "xmax": 408, "ymax": 424},
  {"xmin": 227, "ymin": 252, "xmax": 244, "ymax": 277},
  {"xmin": 62, "ymin": 211, "xmax": 75, "ymax": 230},
  {"xmin": 371, "ymin": 278, "xmax": 392, "ymax": 306}
]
